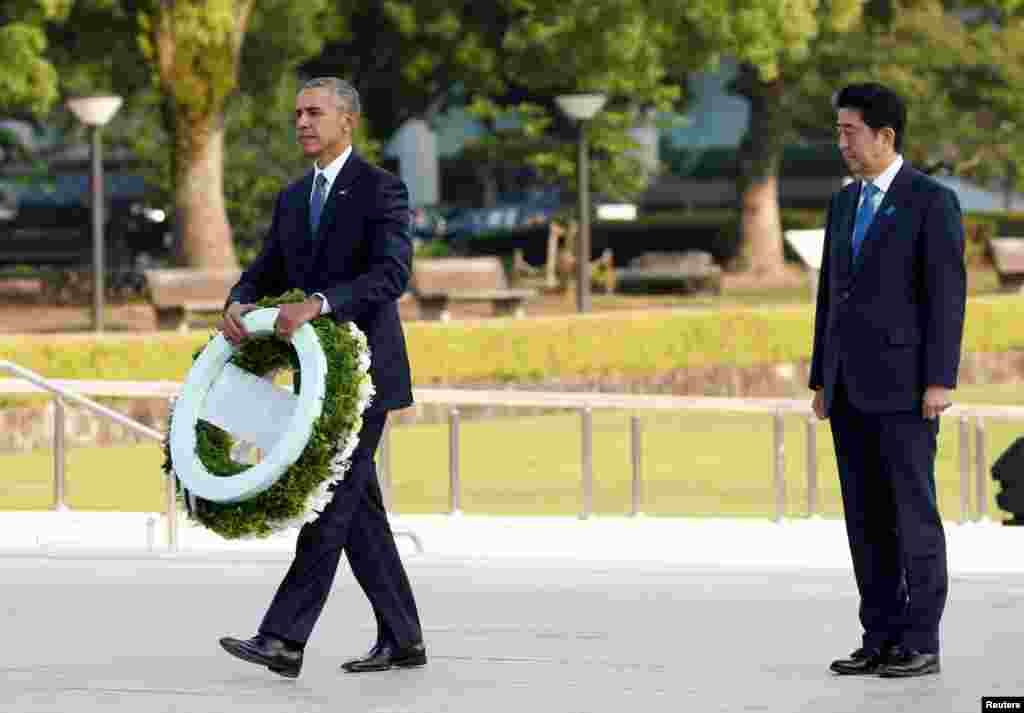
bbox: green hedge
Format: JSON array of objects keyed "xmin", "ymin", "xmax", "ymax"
[{"xmin": 1, "ymin": 297, "xmax": 1022, "ymax": 391}]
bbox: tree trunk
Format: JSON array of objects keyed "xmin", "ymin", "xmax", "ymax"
[
  {"xmin": 177, "ymin": 118, "xmax": 237, "ymax": 268},
  {"xmin": 735, "ymin": 65, "xmax": 787, "ymax": 276},
  {"xmin": 740, "ymin": 174, "xmax": 783, "ymax": 275},
  {"xmin": 152, "ymin": 0, "xmax": 252, "ymax": 270}
]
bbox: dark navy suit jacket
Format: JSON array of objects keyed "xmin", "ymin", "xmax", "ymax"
[
  {"xmin": 809, "ymin": 163, "xmax": 966, "ymax": 414},
  {"xmin": 227, "ymin": 152, "xmax": 414, "ymax": 413}
]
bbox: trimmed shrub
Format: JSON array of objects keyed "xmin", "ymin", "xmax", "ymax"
[{"xmin": 2, "ymin": 297, "xmax": 1022, "ymax": 392}]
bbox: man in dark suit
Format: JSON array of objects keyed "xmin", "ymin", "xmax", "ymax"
[
  {"xmin": 217, "ymin": 77, "xmax": 425, "ymax": 678},
  {"xmin": 810, "ymin": 83, "xmax": 966, "ymax": 678}
]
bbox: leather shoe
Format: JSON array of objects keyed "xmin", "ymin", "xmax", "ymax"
[
  {"xmin": 829, "ymin": 646, "xmax": 897, "ymax": 675},
  {"xmin": 878, "ymin": 648, "xmax": 940, "ymax": 678},
  {"xmin": 219, "ymin": 634, "xmax": 303, "ymax": 678},
  {"xmin": 341, "ymin": 642, "xmax": 427, "ymax": 673}
]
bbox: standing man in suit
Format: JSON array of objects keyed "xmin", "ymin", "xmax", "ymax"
[
  {"xmin": 217, "ymin": 77, "xmax": 425, "ymax": 678},
  {"xmin": 810, "ymin": 83, "xmax": 966, "ymax": 678}
]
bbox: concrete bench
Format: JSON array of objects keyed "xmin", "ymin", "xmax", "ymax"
[
  {"xmin": 615, "ymin": 250, "xmax": 722, "ymax": 295},
  {"xmin": 144, "ymin": 268, "xmax": 241, "ymax": 332},
  {"xmin": 410, "ymin": 256, "xmax": 536, "ymax": 321},
  {"xmin": 990, "ymin": 238, "xmax": 1024, "ymax": 292}
]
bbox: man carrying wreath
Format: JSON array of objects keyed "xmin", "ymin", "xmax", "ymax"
[{"xmin": 218, "ymin": 77, "xmax": 426, "ymax": 678}]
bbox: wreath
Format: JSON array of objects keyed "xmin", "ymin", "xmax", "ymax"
[{"xmin": 162, "ymin": 290, "xmax": 374, "ymax": 540}]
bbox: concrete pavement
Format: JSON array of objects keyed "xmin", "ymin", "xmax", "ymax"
[
  {"xmin": 2, "ymin": 513, "xmax": 1024, "ymax": 712},
  {"xmin": 1, "ymin": 554, "xmax": 1022, "ymax": 712}
]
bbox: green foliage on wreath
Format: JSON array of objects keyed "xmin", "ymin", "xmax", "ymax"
[{"xmin": 161, "ymin": 290, "xmax": 368, "ymax": 539}]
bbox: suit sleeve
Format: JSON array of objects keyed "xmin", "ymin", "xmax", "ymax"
[
  {"xmin": 320, "ymin": 172, "xmax": 412, "ymax": 322},
  {"xmin": 808, "ymin": 197, "xmax": 835, "ymax": 390},
  {"xmin": 921, "ymin": 186, "xmax": 967, "ymax": 388},
  {"xmin": 225, "ymin": 191, "xmax": 289, "ymax": 309}
]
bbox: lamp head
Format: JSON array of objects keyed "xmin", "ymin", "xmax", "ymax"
[
  {"xmin": 67, "ymin": 96, "xmax": 123, "ymax": 127},
  {"xmin": 555, "ymin": 93, "xmax": 607, "ymax": 121}
]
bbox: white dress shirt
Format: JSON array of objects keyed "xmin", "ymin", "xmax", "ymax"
[
  {"xmin": 311, "ymin": 145, "xmax": 353, "ymax": 315},
  {"xmin": 858, "ymin": 153, "xmax": 903, "ymax": 213}
]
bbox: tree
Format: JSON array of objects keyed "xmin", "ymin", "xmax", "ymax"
[
  {"xmin": 148, "ymin": 0, "xmax": 335, "ymax": 265},
  {"xmin": 45, "ymin": 0, "xmax": 334, "ymax": 268},
  {"xmin": 715, "ymin": 0, "xmax": 1024, "ymax": 275},
  {"xmin": 0, "ymin": 0, "xmax": 71, "ymax": 117},
  {"xmin": 718, "ymin": 1, "xmax": 864, "ymax": 276},
  {"xmin": 307, "ymin": 1, "xmax": 696, "ymax": 206},
  {"xmin": 139, "ymin": 0, "xmax": 257, "ymax": 268},
  {"xmin": 470, "ymin": 0, "xmax": 689, "ymax": 203},
  {"xmin": 793, "ymin": 0, "xmax": 1024, "ymax": 208}
]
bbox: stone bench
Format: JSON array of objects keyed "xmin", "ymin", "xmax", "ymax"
[
  {"xmin": 615, "ymin": 250, "xmax": 722, "ymax": 295},
  {"xmin": 990, "ymin": 238, "xmax": 1024, "ymax": 292},
  {"xmin": 410, "ymin": 256, "xmax": 536, "ymax": 321},
  {"xmin": 144, "ymin": 268, "xmax": 241, "ymax": 332}
]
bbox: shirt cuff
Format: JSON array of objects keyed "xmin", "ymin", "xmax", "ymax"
[{"xmin": 314, "ymin": 292, "xmax": 331, "ymax": 315}]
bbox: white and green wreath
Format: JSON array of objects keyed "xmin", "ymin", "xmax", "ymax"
[{"xmin": 162, "ymin": 290, "xmax": 374, "ymax": 540}]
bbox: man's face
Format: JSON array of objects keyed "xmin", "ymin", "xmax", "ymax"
[
  {"xmin": 295, "ymin": 88, "xmax": 355, "ymax": 164},
  {"xmin": 837, "ymin": 107, "xmax": 894, "ymax": 179}
]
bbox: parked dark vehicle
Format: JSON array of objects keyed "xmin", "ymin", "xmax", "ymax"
[
  {"xmin": 443, "ymin": 189, "xmax": 562, "ymax": 250},
  {"xmin": 0, "ymin": 171, "xmax": 172, "ymax": 291}
]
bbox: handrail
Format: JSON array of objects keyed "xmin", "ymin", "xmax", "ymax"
[
  {"xmin": 5, "ymin": 377, "xmax": 1023, "ymax": 419},
  {"xmin": 0, "ymin": 365, "xmax": 431, "ymax": 554},
  {"xmin": 0, "ymin": 364, "xmax": 165, "ymax": 441},
  {"xmin": 2, "ymin": 371, "xmax": 1021, "ymax": 527},
  {"xmin": 0, "ymin": 361, "xmax": 177, "ymax": 552}
]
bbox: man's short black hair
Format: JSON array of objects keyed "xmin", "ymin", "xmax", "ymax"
[{"xmin": 835, "ymin": 83, "xmax": 907, "ymax": 152}]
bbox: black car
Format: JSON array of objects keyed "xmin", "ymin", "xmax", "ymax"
[{"xmin": 0, "ymin": 171, "xmax": 172, "ymax": 289}]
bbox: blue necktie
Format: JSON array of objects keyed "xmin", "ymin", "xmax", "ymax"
[
  {"xmin": 310, "ymin": 173, "xmax": 327, "ymax": 237},
  {"xmin": 851, "ymin": 182, "xmax": 879, "ymax": 261}
]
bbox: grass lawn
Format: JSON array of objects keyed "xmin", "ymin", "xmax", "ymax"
[{"xmin": 1, "ymin": 382, "xmax": 1020, "ymax": 521}]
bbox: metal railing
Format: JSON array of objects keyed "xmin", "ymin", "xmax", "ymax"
[
  {"xmin": 3, "ymin": 368, "xmax": 1023, "ymax": 534},
  {"xmin": 373, "ymin": 388, "xmax": 1024, "ymax": 524},
  {"xmin": 0, "ymin": 361, "xmax": 176, "ymax": 549},
  {"xmin": 0, "ymin": 363, "xmax": 426, "ymax": 553}
]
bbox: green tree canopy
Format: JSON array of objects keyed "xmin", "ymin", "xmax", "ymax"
[{"xmin": 0, "ymin": 0, "xmax": 72, "ymax": 116}]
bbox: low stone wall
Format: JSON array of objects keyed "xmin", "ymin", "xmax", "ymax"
[
  {"xmin": 2, "ymin": 350, "xmax": 1022, "ymax": 453},
  {"xmin": 0, "ymin": 399, "xmax": 168, "ymax": 453}
]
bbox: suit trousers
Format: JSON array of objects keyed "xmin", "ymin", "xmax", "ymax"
[
  {"xmin": 258, "ymin": 411, "xmax": 422, "ymax": 649},
  {"xmin": 829, "ymin": 376, "xmax": 947, "ymax": 654}
]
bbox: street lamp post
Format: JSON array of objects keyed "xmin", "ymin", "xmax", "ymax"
[
  {"xmin": 555, "ymin": 92, "xmax": 606, "ymax": 314},
  {"xmin": 66, "ymin": 95, "xmax": 123, "ymax": 333}
]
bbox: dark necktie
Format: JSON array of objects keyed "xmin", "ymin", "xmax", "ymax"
[
  {"xmin": 310, "ymin": 173, "xmax": 327, "ymax": 237},
  {"xmin": 851, "ymin": 182, "xmax": 879, "ymax": 261}
]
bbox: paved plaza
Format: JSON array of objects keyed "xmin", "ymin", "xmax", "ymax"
[{"xmin": 1, "ymin": 514, "xmax": 1023, "ymax": 712}]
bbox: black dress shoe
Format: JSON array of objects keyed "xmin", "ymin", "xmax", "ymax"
[
  {"xmin": 341, "ymin": 642, "xmax": 427, "ymax": 673},
  {"xmin": 829, "ymin": 646, "xmax": 895, "ymax": 675},
  {"xmin": 219, "ymin": 634, "xmax": 303, "ymax": 678},
  {"xmin": 878, "ymin": 649, "xmax": 940, "ymax": 678}
]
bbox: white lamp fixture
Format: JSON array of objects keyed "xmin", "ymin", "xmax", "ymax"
[
  {"xmin": 555, "ymin": 93, "xmax": 607, "ymax": 122},
  {"xmin": 66, "ymin": 94, "xmax": 123, "ymax": 333},
  {"xmin": 66, "ymin": 95, "xmax": 123, "ymax": 127}
]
